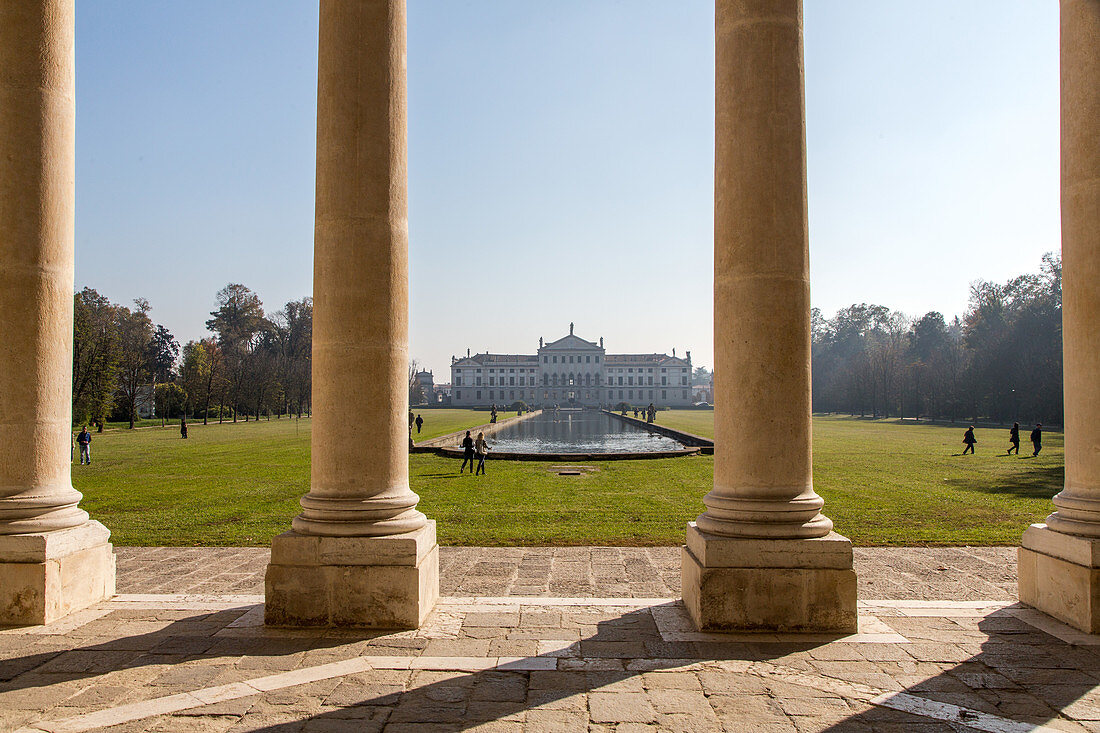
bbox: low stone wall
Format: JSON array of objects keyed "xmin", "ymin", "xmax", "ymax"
[
  {"xmin": 411, "ymin": 410, "xmax": 543, "ymax": 452},
  {"xmin": 604, "ymin": 410, "xmax": 714, "ymax": 454},
  {"xmin": 435, "ymin": 446, "xmax": 701, "ymax": 461}
]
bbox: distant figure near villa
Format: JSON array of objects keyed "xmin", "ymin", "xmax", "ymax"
[
  {"xmin": 1008, "ymin": 422, "xmax": 1019, "ymax": 455},
  {"xmin": 408, "ymin": 410, "xmax": 415, "ymax": 433},
  {"xmin": 1031, "ymin": 424, "xmax": 1043, "ymax": 456},
  {"xmin": 77, "ymin": 426, "xmax": 92, "ymax": 465},
  {"xmin": 962, "ymin": 426, "xmax": 977, "ymax": 455},
  {"xmin": 475, "ymin": 431, "xmax": 490, "ymax": 476},
  {"xmin": 647, "ymin": 403, "xmax": 656, "ymax": 423},
  {"xmin": 460, "ymin": 431, "xmax": 475, "ymax": 473},
  {"xmin": 633, "ymin": 408, "xmax": 639, "ymax": 419},
  {"xmin": 490, "ymin": 406, "xmax": 498, "ymax": 424},
  {"xmin": 414, "ymin": 414, "xmax": 423, "ymax": 434},
  {"xmin": 180, "ymin": 417, "xmax": 188, "ymax": 439}
]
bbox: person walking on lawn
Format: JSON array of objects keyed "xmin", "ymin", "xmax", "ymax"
[
  {"xmin": 180, "ymin": 417, "xmax": 188, "ymax": 439},
  {"xmin": 1008, "ymin": 422, "xmax": 1020, "ymax": 455},
  {"xmin": 1031, "ymin": 424, "xmax": 1043, "ymax": 456},
  {"xmin": 962, "ymin": 426, "xmax": 977, "ymax": 455},
  {"xmin": 460, "ymin": 431, "xmax": 475, "ymax": 473},
  {"xmin": 414, "ymin": 414, "xmax": 423, "ymax": 434},
  {"xmin": 474, "ymin": 431, "xmax": 490, "ymax": 475},
  {"xmin": 76, "ymin": 426, "xmax": 92, "ymax": 465}
]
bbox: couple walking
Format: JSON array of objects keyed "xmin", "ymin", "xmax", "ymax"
[
  {"xmin": 1007, "ymin": 422, "xmax": 1043, "ymax": 456},
  {"xmin": 460, "ymin": 430, "xmax": 490, "ymax": 475}
]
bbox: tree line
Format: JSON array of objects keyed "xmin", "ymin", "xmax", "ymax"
[
  {"xmin": 811, "ymin": 254, "xmax": 1062, "ymax": 425},
  {"xmin": 74, "ymin": 255, "xmax": 1063, "ymax": 429},
  {"xmin": 72, "ymin": 283, "xmax": 312, "ymax": 428}
]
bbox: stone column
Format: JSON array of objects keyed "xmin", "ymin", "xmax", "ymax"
[
  {"xmin": 265, "ymin": 0, "xmax": 438, "ymax": 628},
  {"xmin": 1019, "ymin": 0, "xmax": 1100, "ymax": 633},
  {"xmin": 0, "ymin": 0, "xmax": 115, "ymax": 625},
  {"xmin": 682, "ymin": 0, "xmax": 856, "ymax": 632}
]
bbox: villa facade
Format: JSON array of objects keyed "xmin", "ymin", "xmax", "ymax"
[{"xmin": 449, "ymin": 324, "xmax": 693, "ymax": 407}]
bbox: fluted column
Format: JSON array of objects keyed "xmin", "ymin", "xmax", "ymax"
[
  {"xmin": 265, "ymin": 0, "xmax": 438, "ymax": 628},
  {"xmin": 1018, "ymin": 0, "xmax": 1100, "ymax": 632},
  {"xmin": 0, "ymin": 0, "xmax": 115, "ymax": 625},
  {"xmin": 681, "ymin": 0, "xmax": 855, "ymax": 632}
]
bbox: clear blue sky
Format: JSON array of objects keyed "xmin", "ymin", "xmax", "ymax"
[{"xmin": 75, "ymin": 1, "xmax": 1059, "ymax": 376}]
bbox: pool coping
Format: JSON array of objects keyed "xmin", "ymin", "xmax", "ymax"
[
  {"xmin": 412, "ymin": 409, "xmax": 705, "ymax": 460},
  {"xmin": 603, "ymin": 410, "xmax": 715, "ymax": 454}
]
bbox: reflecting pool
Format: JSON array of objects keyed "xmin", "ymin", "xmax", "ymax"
[{"xmin": 488, "ymin": 410, "xmax": 684, "ymax": 454}]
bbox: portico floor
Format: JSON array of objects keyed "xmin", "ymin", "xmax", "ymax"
[{"xmin": 4, "ymin": 546, "xmax": 1097, "ymax": 732}]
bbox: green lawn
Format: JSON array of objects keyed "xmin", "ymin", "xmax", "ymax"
[
  {"xmin": 411, "ymin": 409, "xmax": 517, "ymax": 441},
  {"xmin": 72, "ymin": 410, "xmax": 1062, "ymax": 547}
]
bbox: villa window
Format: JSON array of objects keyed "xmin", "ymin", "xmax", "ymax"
[
  {"xmin": 552, "ymin": 356, "xmax": 557, "ymax": 363},
  {"xmin": 455, "ymin": 377, "xmax": 462, "ymax": 386},
  {"xmin": 543, "ymin": 356, "xmax": 547, "ymax": 363},
  {"xmin": 661, "ymin": 390, "xmax": 666, "ymax": 399},
  {"xmin": 586, "ymin": 356, "xmax": 591, "ymax": 363},
  {"xmin": 456, "ymin": 390, "xmax": 461, "ymax": 399},
  {"xmin": 489, "ymin": 377, "xmax": 495, "ymax": 386},
  {"xmin": 476, "ymin": 377, "xmax": 482, "ymax": 386},
  {"xmin": 595, "ymin": 356, "xmax": 600, "ymax": 363},
  {"xmin": 477, "ymin": 390, "xmax": 482, "ymax": 399},
  {"xmin": 661, "ymin": 376, "xmax": 667, "ymax": 386},
  {"xmin": 683, "ymin": 390, "xmax": 688, "ymax": 399}
]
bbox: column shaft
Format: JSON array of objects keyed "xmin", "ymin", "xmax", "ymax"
[
  {"xmin": 1046, "ymin": 0, "xmax": 1100, "ymax": 537},
  {"xmin": 1015, "ymin": 0, "xmax": 1100, "ymax": 633},
  {"xmin": 266, "ymin": 0, "xmax": 438, "ymax": 628},
  {"xmin": 699, "ymin": 0, "xmax": 830, "ymax": 538},
  {"xmin": 293, "ymin": 0, "xmax": 426, "ymax": 537},
  {"xmin": 0, "ymin": 0, "xmax": 115, "ymax": 626},
  {"xmin": 0, "ymin": 0, "xmax": 86, "ymax": 533}
]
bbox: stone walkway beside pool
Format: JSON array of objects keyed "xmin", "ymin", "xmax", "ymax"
[{"xmin": 6, "ymin": 546, "xmax": 1100, "ymax": 732}]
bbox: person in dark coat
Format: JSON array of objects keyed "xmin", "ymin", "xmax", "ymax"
[
  {"xmin": 414, "ymin": 414, "xmax": 423, "ymax": 434},
  {"xmin": 1007, "ymin": 422, "xmax": 1019, "ymax": 454},
  {"xmin": 460, "ymin": 430, "xmax": 475, "ymax": 473},
  {"xmin": 180, "ymin": 417, "xmax": 188, "ymax": 439},
  {"xmin": 76, "ymin": 426, "xmax": 92, "ymax": 465},
  {"xmin": 962, "ymin": 426, "xmax": 977, "ymax": 455},
  {"xmin": 1031, "ymin": 424, "xmax": 1043, "ymax": 456}
]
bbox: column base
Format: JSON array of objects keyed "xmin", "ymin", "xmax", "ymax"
[
  {"xmin": 681, "ymin": 522, "xmax": 857, "ymax": 633},
  {"xmin": 0, "ymin": 521, "xmax": 116, "ymax": 626},
  {"xmin": 1019, "ymin": 523, "xmax": 1100, "ymax": 633},
  {"xmin": 265, "ymin": 521, "xmax": 439, "ymax": 628}
]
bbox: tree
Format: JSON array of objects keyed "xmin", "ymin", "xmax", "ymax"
[
  {"xmin": 206, "ymin": 284, "xmax": 268, "ymax": 421},
  {"xmin": 72, "ymin": 287, "xmax": 119, "ymax": 425},
  {"xmin": 271, "ymin": 297, "xmax": 312, "ymax": 417},
  {"xmin": 115, "ymin": 299, "xmax": 155, "ymax": 429},
  {"xmin": 691, "ymin": 366, "xmax": 712, "ymax": 383},
  {"xmin": 179, "ymin": 338, "xmax": 224, "ymax": 425},
  {"xmin": 154, "ymin": 382, "xmax": 187, "ymax": 420},
  {"xmin": 147, "ymin": 325, "xmax": 179, "ymax": 383}
]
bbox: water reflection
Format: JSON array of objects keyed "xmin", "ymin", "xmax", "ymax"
[{"xmin": 489, "ymin": 411, "xmax": 684, "ymax": 454}]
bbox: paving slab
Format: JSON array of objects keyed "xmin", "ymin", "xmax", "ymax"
[{"xmin": 6, "ymin": 546, "xmax": 1089, "ymax": 732}]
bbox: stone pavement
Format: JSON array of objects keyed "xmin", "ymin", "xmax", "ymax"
[
  {"xmin": 7, "ymin": 546, "xmax": 1098, "ymax": 733},
  {"xmin": 115, "ymin": 546, "xmax": 1018, "ymax": 601}
]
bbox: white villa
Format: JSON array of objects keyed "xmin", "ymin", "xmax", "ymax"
[{"xmin": 449, "ymin": 324, "xmax": 693, "ymax": 408}]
